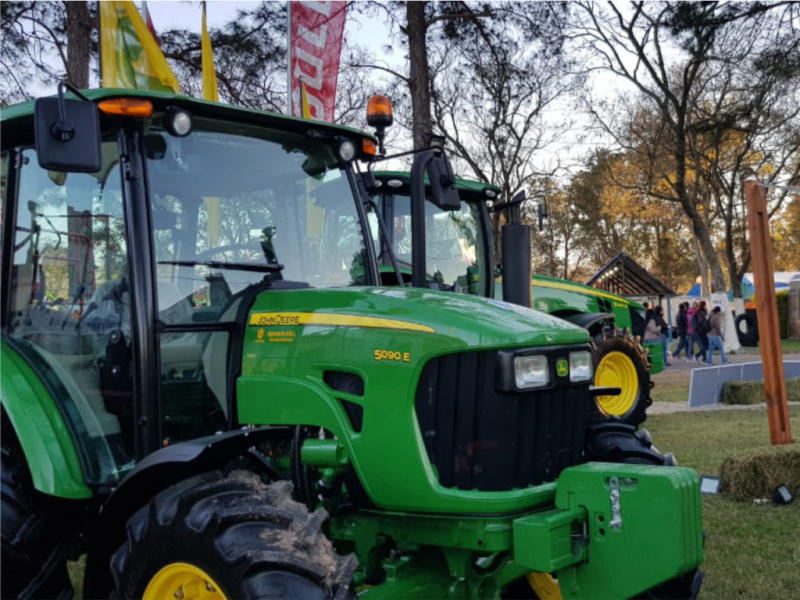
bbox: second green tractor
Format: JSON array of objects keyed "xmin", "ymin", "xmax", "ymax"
[{"xmin": 366, "ymin": 171, "xmax": 661, "ymax": 427}]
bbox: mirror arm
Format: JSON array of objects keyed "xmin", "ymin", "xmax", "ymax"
[
  {"xmin": 410, "ymin": 150, "xmax": 436, "ymax": 289},
  {"xmin": 52, "ymin": 82, "xmax": 91, "ymax": 142},
  {"xmin": 368, "ymin": 145, "xmax": 441, "ymax": 165}
]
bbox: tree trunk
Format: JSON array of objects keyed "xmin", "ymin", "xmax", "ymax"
[
  {"xmin": 406, "ymin": 1, "xmax": 433, "ymax": 150},
  {"xmin": 65, "ymin": 1, "xmax": 92, "ymax": 88},
  {"xmin": 674, "ymin": 129, "xmax": 727, "ymax": 293},
  {"xmin": 491, "ymin": 211, "xmax": 502, "ymax": 269}
]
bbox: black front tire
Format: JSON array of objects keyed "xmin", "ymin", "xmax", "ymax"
[
  {"xmin": 111, "ymin": 470, "xmax": 356, "ymax": 600},
  {"xmin": 501, "ymin": 569, "xmax": 703, "ymax": 600},
  {"xmin": 585, "ymin": 422, "xmax": 677, "ymax": 466},
  {"xmin": 1, "ymin": 414, "xmax": 75, "ymax": 599},
  {"xmin": 639, "ymin": 569, "xmax": 704, "ymax": 599}
]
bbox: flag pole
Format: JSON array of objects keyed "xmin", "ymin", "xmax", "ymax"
[
  {"xmin": 96, "ymin": 0, "xmax": 103, "ymax": 86},
  {"xmin": 286, "ymin": 3, "xmax": 292, "ymax": 115}
]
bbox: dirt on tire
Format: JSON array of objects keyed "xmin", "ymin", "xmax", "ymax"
[{"xmin": 111, "ymin": 470, "xmax": 356, "ymax": 599}]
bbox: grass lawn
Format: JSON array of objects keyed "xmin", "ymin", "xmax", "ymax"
[
  {"xmin": 650, "ymin": 368, "xmax": 690, "ymax": 403},
  {"xmin": 646, "ymin": 407, "xmax": 800, "ymax": 600},
  {"xmin": 742, "ymin": 338, "xmax": 800, "ymax": 354},
  {"xmin": 779, "ymin": 338, "xmax": 800, "ymax": 353}
]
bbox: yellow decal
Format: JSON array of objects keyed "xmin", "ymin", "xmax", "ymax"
[
  {"xmin": 257, "ymin": 328, "xmax": 265, "ymax": 340},
  {"xmin": 533, "ymin": 279, "xmax": 629, "ymax": 304},
  {"xmin": 374, "ymin": 349, "xmax": 411, "ymax": 362},
  {"xmin": 249, "ymin": 312, "xmax": 435, "ymax": 334}
]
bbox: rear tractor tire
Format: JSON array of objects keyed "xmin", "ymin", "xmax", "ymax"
[
  {"xmin": 1, "ymin": 415, "xmax": 76, "ymax": 600},
  {"xmin": 111, "ymin": 470, "xmax": 356, "ymax": 600},
  {"xmin": 592, "ymin": 325, "xmax": 653, "ymax": 427}
]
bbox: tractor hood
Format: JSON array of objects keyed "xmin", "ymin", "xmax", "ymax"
[
  {"xmin": 238, "ymin": 285, "xmax": 593, "ymax": 514},
  {"xmin": 244, "ymin": 286, "xmax": 589, "ymax": 356}
]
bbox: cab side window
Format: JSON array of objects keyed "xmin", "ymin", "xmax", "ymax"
[
  {"xmin": 6, "ymin": 144, "xmax": 135, "ymax": 484},
  {"xmin": 1, "ymin": 152, "xmax": 8, "ymax": 257}
]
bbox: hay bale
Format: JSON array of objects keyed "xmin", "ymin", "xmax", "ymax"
[
  {"xmin": 720, "ymin": 377, "xmax": 800, "ymax": 405},
  {"xmin": 720, "ymin": 444, "xmax": 800, "ymax": 502},
  {"xmin": 721, "ymin": 380, "xmax": 766, "ymax": 405}
]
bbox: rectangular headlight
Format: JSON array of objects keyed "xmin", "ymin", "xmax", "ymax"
[
  {"xmin": 514, "ymin": 355, "xmax": 550, "ymax": 389},
  {"xmin": 569, "ymin": 351, "xmax": 593, "ymax": 382}
]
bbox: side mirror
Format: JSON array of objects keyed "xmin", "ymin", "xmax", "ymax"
[
  {"xmin": 538, "ymin": 200, "xmax": 548, "ymax": 232},
  {"xmin": 428, "ymin": 155, "xmax": 460, "ymax": 211},
  {"xmin": 409, "ymin": 149, "xmax": 462, "ymax": 288},
  {"xmin": 35, "ymin": 83, "xmax": 101, "ymax": 173}
]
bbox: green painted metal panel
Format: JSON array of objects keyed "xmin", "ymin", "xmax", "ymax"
[
  {"xmin": 238, "ymin": 286, "xmax": 585, "ymax": 514},
  {"xmin": 0, "ymin": 338, "xmax": 92, "ymax": 499},
  {"xmin": 552, "ymin": 463, "xmax": 703, "ymax": 600}
]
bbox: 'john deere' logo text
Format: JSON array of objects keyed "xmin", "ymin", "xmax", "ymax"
[
  {"xmin": 255, "ymin": 314, "xmax": 300, "ymax": 326},
  {"xmin": 556, "ymin": 359, "xmax": 569, "ymax": 377}
]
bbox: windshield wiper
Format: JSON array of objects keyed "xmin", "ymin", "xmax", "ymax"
[{"xmin": 158, "ymin": 260, "xmax": 284, "ymax": 273}]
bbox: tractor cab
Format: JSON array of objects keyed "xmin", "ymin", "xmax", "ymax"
[
  {"xmin": 366, "ymin": 171, "xmax": 492, "ymax": 295},
  {"xmin": 2, "ymin": 88, "xmax": 383, "ymax": 485}
]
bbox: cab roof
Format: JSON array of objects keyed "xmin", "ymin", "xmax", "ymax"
[
  {"xmin": 1, "ymin": 88, "xmax": 376, "ymax": 143},
  {"xmin": 372, "ymin": 170, "xmax": 502, "ymax": 198}
]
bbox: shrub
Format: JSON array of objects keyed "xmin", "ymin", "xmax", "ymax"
[
  {"xmin": 720, "ymin": 377, "xmax": 800, "ymax": 405},
  {"xmin": 777, "ymin": 290, "xmax": 789, "ymax": 339},
  {"xmin": 720, "ymin": 444, "xmax": 800, "ymax": 502}
]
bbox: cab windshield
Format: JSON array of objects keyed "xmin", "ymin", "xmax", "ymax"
[
  {"xmin": 373, "ymin": 190, "xmax": 487, "ymax": 295},
  {"xmin": 146, "ymin": 119, "xmax": 370, "ymax": 323}
]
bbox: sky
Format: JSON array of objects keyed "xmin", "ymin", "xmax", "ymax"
[
  {"xmin": 141, "ymin": 0, "xmax": 610, "ymax": 172},
  {"xmin": 146, "ymin": 0, "xmax": 403, "ymax": 82}
]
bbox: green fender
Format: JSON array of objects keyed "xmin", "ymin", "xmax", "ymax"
[{"xmin": 1, "ymin": 338, "xmax": 92, "ymax": 499}]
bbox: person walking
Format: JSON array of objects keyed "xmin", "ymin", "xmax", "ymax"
[
  {"xmin": 706, "ymin": 306, "xmax": 730, "ymax": 365},
  {"xmin": 653, "ymin": 306, "xmax": 672, "ymax": 366},
  {"xmin": 686, "ymin": 301, "xmax": 698, "ymax": 362},
  {"xmin": 673, "ymin": 303, "xmax": 691, "ymax": 361},
  {"xmin": 691, "ymin": 301, "xmax": 710, "ymax": 362},
  {"xmin": 644, "ymin": 306, "xmax": 661, "ymax": 351}
]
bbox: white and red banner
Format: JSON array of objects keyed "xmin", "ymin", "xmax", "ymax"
[{"xmin": 288, "ymin": 1, "xmax": 347, "ymax": 122}]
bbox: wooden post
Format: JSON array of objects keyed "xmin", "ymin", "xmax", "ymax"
[{"xmin": 744, "ymin": 181, "xmax": 792, "ymax": 445}]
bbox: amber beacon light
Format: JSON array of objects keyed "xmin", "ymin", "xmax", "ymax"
[{"xmin": 366, "ymin": 95, "xmax": 393, "ymax": 155}]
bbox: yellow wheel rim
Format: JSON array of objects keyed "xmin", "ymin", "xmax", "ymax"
[
  {"xmin": 595, "ymin": 351, "xmax": 639, "ymax": 416},
  {"xmin": 143, "ymin": 563, "xmax": 228, "ymax": 600},
  {"xmin": 527, "ymin": 572, "xmax": 562, "ymax": 600}
]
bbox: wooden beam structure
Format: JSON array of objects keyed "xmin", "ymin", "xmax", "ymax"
[
  {"xmin": 586, "ymin": 252, "xmax": 675, "ymax": 298},
  {"xmin": 744, "ymin": 181, "xmax": 792, "ymax": 445}
]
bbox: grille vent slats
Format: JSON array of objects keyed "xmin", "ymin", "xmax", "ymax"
[{"xmin": 416, "ymin": 349, "xmax": 590, "ymax": 492}]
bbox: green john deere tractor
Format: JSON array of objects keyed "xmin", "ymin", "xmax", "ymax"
[
  {"xmin": 1, "ymin": 86, "xmax": 701, "ymax": 600},
  {"xmin": 367, "ymin": 172, "xmax": 659, "ymax": 426}
]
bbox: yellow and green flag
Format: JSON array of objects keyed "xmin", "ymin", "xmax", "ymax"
[
  {"xmin": 300, "ymin": 83, "xmax": 312, "ymax": 119},
  {"xmin": 100, "ymin": 0, "xmax": 180, "ymax": 93},
  {"xmin": 201, "ymin": 2, "xmax": 219, "ymax": 101}
]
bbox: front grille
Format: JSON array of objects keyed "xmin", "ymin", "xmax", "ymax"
[{"xmin": 415, "ymin": 349, "xmax": 590, "ymax": 491}]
